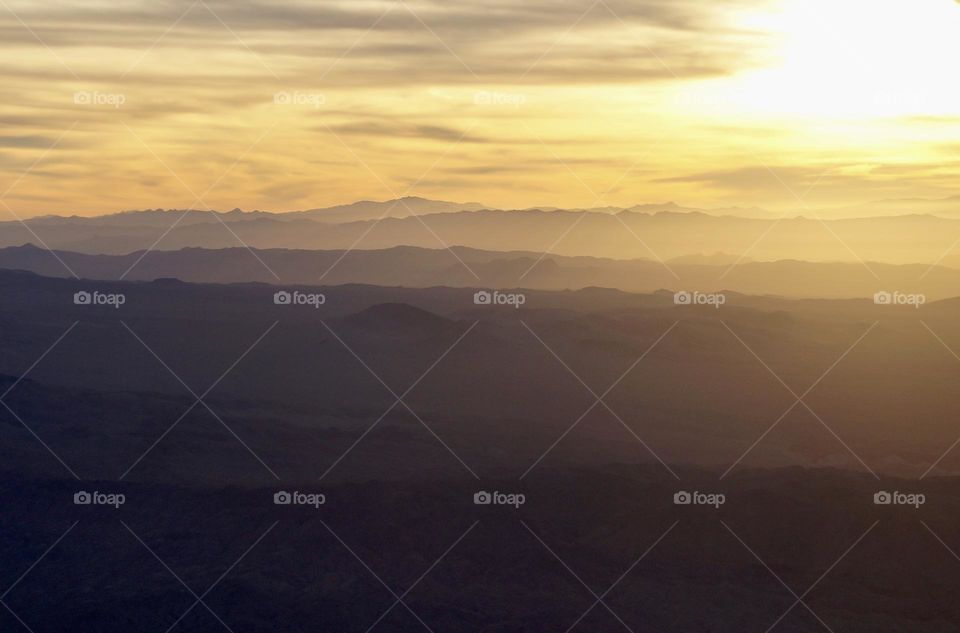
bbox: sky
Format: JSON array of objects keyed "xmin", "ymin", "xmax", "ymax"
[{"xmin": 2, "ymin": 0, "xmax": 960, "ymax": 218}]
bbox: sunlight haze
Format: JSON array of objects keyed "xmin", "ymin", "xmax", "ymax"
[{"xmin": 2, "ymin": 0, "xmax": 960, "ymax": 216}]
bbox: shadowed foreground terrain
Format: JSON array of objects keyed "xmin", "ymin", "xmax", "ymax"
[
  {"xmin": 3, "ymin": 270, "xmax": 960, "ymax": 480},
  {"xmin": 2, "ymin": 270, "xmax": 960, "ymax": 631},
  {"xmin": 2, "ymin": 468, "xmax": 960, "ymax": 632}
]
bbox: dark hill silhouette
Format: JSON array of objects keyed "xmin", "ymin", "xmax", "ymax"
[
  {"xmin": 343, "ymin": 302, "xmax": 458, "ymax": 336},
  {"xmin": 3, "ymin": 268, "xmax": 960, "ymax": 479},
  {"xmin": 2, "ymin": 244, "xmax": 960, "ymax": 299}
]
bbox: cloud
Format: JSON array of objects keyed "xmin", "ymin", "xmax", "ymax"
[
  {"xmin": 1, "ymin": 0, "xmax": 750, "ymax": 38},
  {"xmin": 657, "ymin": 165, "xmax": 836, "ymax": 194},
  {"xmin": 10, "ymin": 0, "xmax": 949, "ymax": 215},
  {"xmin": 654, "ymin": 162, "xmax": 960, "ymax": 208},
  {"xmin": 0, "ymin": 0, "xmax": 762, "ymax": 86},
  {"xmin": 0, "ymin": 135, "xmax": 68, "ymax": 149},
  {"xmin": 442, "ymin": 165, "xmax": 522, "ymax": 175},
  {"xmin": 321, "ymin": 121, "xmax": 490, "ymax": 143}
]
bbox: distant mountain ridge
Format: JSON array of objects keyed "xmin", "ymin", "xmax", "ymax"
[
  {"xmin": 25, "ymin": 197, "xmax": 490, "ymax": 227},
  {"xmin": 291, "ymin": 196, "xmax": 489, "ymax": 222},
  {"xmin": 24, "ymin": 193, "xmax": 960, "ymax": 224},
  {"xmin": 8, "ymin": 195, "xmax": 960, "ymax": 265},
  {"xmin": 1, "ymin": 243, "xmax": 958, "ymax": 300}
]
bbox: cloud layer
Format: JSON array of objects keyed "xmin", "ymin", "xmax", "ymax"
[{"xmin": 0, "ymin": 0, "xmax": 958, "ymax": 216}]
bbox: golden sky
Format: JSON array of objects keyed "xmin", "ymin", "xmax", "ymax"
[{"xmin": 2, "ymin": 0, "xmax": 960, "ymax": 217}]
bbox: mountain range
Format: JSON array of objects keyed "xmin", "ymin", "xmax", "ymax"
[
  {"xmin": 0, "ymin": 243, "xmax": 954, "ymax": 300},
  {"xmin": 7, "ymin": 196, "xmax": 960, "ymax": 265},
  {"xmin": 4, "ymin": 267, "xmax": 960, "ymax": 481},
  {"xmin": 4, "ymin": 262, "xmax": 959, "ymax": 631}
]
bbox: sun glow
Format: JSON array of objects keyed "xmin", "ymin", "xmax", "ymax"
[
  {"xmin": 685, "ymin": 0, "xmax": 960, "ymax": 120},
  {"xmin": 3, "ymin": 0, "xmax": 960, "ymax": 214}
]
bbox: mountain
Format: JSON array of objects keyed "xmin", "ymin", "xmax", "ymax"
[
  {"xmin": 825, "ymin": 194, "xmax": 960, "ymax": 219},
  {"xmin": 10, "ymin": 199, "xmax": 960, "ymax": 265},
  {"xmin": 291, "ymin": 196, "xmax": 490, "ymax": 222},
  {"xmin": 24, "ymin": 197, "xmax": 490, "ymax": 228},
  {"xmin": 667, "ymin": 252, "xmax": 752, "ymax": 265},
  {"xmin": 342, "ymin": 302, "xmax": 462, "ymax": 338},
  {"xmin": 4, "ymin": 267, "xmax": 960, "ymax": 480},
  {"xmin": 26, "ymin": 207, "xmax": 281, "ymax": 228},
  {"xmin": 625, "ymin": 201, "xmax": 776, "ymax": 218},
  {"xmin": 1, "ymin": 244, "xmax": 958, "ymax": 300},
  {"xmin": 4, "ymin": 269, "xmax": 960, "ymax": 631}
]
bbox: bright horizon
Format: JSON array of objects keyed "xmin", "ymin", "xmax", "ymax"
[{"xmin": 3, "ymin": 0, "xmax": 960, "ymax": 218}]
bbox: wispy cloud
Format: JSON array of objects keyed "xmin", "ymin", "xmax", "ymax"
[{"xmin": 2, "ymin": 0, "xmax": 959, "ymax": 215}]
